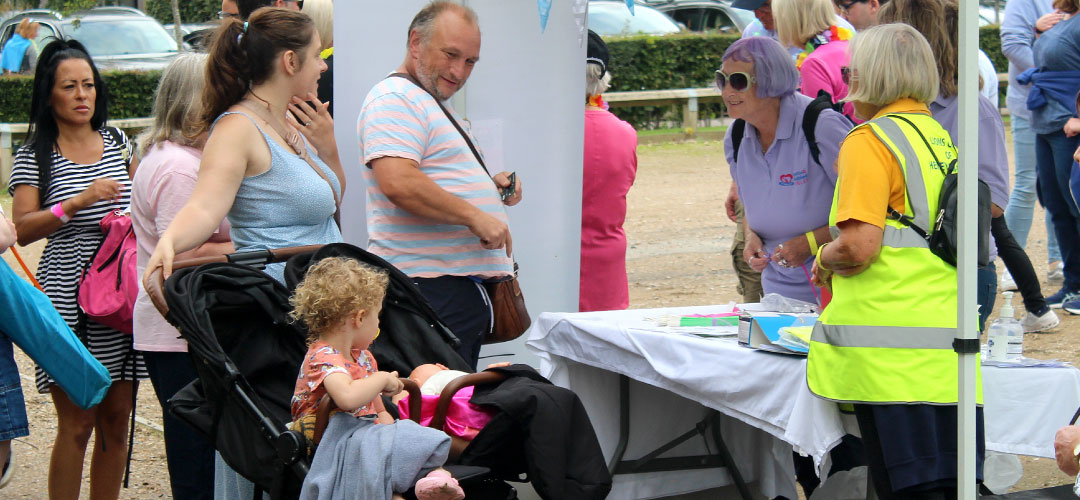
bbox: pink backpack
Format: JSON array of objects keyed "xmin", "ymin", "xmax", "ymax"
[{"xmin": 77, "ymin": 210, "xmax": 137, "ymax": 334}]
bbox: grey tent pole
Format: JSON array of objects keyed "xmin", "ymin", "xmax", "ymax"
[{"xmin": 957, "ymin": 0, "xmax": 980, "ymax": 498}]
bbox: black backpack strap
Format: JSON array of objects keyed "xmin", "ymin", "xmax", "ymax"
[
  {"xmin": 801, "ymin": 90, "xmax": 841, "ymax": 167},
  {"xmin": 103, "ymin": 126, "xmax": 132, "ymax": 167},
  {"xmin": 731, "ymin": 119, "xmax": 746, "ymax": 164}
]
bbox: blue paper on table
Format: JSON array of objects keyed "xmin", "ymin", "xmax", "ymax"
[
  {"xmin": 0, "ymin": 258, "xmax": 110, "ymax": 409},
  {"xmin": 748, "ymin": 314, "xmax": 812, "ymax": 354}
]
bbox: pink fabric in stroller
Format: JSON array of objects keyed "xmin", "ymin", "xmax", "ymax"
[{"xmin": 397, "ymin": 387, "xmax": 496, "ymax": 440}]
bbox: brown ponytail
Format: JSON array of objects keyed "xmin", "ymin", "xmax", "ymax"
[{"xmin": 198, "ymin": 7, "xmax": 315, "ymax": 134}]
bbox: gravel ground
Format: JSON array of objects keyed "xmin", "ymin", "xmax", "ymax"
[{"xmin": 0, "ymin": 131, "xmax": 1076, "ymax": 497}]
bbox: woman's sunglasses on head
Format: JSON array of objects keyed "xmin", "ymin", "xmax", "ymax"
[{"xmin": 716, "ymin": 70, "xmax": 756, "ymax": 92}]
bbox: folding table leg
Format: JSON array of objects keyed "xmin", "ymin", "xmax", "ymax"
[
  {"xmin": 607, "ymin": 374, "xmax": 631, "ymax": 473},
  {"xmin": 708, "ymin": 411, "xmax": 753, "ymax": 500},
  {"xmin": 607, "ymin": 375, "xmax": 753, "ymax": 500}
]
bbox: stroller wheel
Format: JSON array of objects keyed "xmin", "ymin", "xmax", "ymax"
[{"xmin": 275, "ymin": 430, "xmax": 307, "ymax": 465}]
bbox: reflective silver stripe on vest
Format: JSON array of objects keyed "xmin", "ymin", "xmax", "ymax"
[
  {"xmin": 883, "ymin": 225, "xmax": 929, "ymax": 248},
  {"xmin": 812, "ymin": 323, "xmax": 956, "ymax": 349},
  {"xmin": 868, "ymin": 118, "xmax": 933, "ymax": 231}
]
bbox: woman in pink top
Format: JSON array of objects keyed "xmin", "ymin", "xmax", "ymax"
[
  {"xmin": 130, "ymin": 53, "xmax": 233, "ymax": 500},
  {"xmin": 581, "ymin": 31, "xmax": 638, "ymax": 312},
  {"xmin": 773, "ymin": 0, "xmax": 858, "ymax": 122}
]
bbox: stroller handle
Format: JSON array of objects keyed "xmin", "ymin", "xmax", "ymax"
[{"xmin": 147, "ymin": 245, "xmax": 325, "ymax": 317}]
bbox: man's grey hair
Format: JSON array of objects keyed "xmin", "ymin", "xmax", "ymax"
[
  {"xmin": 586, "ymin": 63, "xmax": 611, "ymax": 97},
  {"xmin": 407, "ymin": 0, "xmax": 479, "ymax": 48}
]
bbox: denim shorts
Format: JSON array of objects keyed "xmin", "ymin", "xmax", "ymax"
[{"xmin": 0, "ymin": 334, "xmax": 28, "ymax": 441}]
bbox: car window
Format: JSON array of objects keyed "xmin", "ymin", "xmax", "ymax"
[
  {"xmin": 669, "ymin": 7, "xmax": 740, "ymax": 33},
  {"xmin": 62, "ymin": 18, "xmax": 177, "ymax": 56},
  {"xmin": 33, "ymin": 24, "xmax": 57, "ymax": 48},
  {"xmin": 588, "ymin": 4, "xmax": 681, "ymax": 36}
]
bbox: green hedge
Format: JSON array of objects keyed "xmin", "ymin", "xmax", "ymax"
[
  {"xmin": 606, "ymin": 24, "xmax": 1007, "ymax": 129},
  {"xmin": 146, "ymin": 0, "xmax": 219, "ymax": 25},
  {"xmin": 0, "ymin": 25, "xmax": 1010, "ymax": 128},
  {"xmin": 0, "ymin": 70, "xmax": 160, "ymax": 122}
]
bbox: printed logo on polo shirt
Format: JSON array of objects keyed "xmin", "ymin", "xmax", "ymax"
[{"xmin": 778, "ymin": 170, "xmax": 808, "ymax": 186}]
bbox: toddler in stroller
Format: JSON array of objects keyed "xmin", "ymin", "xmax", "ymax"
[{"xmin": 290, "ymin": 256, "xmax": 466, "ymax": 500}]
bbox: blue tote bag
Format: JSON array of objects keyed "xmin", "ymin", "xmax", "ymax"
[{"xmin": 0, "ymin": 258, "xmax": 110, "ymax": 409}]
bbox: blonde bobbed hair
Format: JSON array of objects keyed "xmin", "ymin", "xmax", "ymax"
[
  {"xmin": 773, "ymin": 0, "xmax": 836, "ymax": 48},
  {"xmin": 302, "ymin": 0, "xmax": 333, "ymax": 52},
  {"xmin": 136, "ymin": 52, "xmax": 208, "ymax": 156},
  {"xmin": 845, "ymin": 23, "xmax": 939, "ymax": 107}
]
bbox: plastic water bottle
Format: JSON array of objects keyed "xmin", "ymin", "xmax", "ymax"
[{"xmin": 988, "ymin": 292, "xmax": 1023, "ymax": 361}]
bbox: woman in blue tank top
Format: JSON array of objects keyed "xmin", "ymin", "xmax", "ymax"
[
  {"xmin": 140, "ymin": 9, "xmax": 343, "ymax": 499},
  {"xmin": 142, "ymin": 7, "xmax": 343, "ymax": 286}
]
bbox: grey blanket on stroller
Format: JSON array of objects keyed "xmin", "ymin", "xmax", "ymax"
[{"xmin": 300, "ymin": 413, "xmax": 451, "ymax": 500}]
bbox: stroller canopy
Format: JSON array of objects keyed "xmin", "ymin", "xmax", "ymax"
[{"xmin": 284, "ymin": 243, "xmax": 472, "ymax": 375}]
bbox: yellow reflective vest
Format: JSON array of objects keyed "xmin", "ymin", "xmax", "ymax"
[{"xmin": 806, "ymin": 112, "xmax": 982, "ymax": 405}]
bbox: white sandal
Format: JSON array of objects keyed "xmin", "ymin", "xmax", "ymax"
[{"xmin": 0, "ymin": 451, "xmax": 12, "ymax": 489}]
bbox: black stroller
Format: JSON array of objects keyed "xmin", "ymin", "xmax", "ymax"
[
  {"xmin": 147, "ymin": 243, "xmax": 610, "ymax": 499},
  {"xmin": 147, "ymin": 245, "xmax": 512, "ymax": 499}
]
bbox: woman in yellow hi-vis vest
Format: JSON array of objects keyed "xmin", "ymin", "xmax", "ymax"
[{"xmin": 810, "ymin": 23, "xmax": 985, "ymax": 499}]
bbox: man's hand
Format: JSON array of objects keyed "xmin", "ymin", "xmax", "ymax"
[
  {"xmin": 725, "ymin": 183, "xmax": 739, "ymax": 222},
  {"xmin": 492, "ymin": 171, "xmax": 522, "ymax": 206},
  {"xmin": 1056, "ymin": 425, "xmax": 1080, "ymax": 476},
  {"xmin": 468, "ymin": 212, "xmax": 513, "ymax": 257}
]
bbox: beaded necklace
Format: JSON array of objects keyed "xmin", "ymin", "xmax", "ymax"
[{"xmin": 586, "ymin": 94, "xmax": 607, "ymax": 110}]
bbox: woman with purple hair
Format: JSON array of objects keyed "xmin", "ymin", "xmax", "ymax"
[
  {"xmin": 723, "ymin": 36, "xmax": 850, "ymax": 306},
  {"xmin": 720, "ymin": 35, "xmax": 860, "ymax": 496}
]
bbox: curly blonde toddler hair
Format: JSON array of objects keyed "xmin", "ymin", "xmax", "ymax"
[{"xmin": 290, "ymin": 257, "xmax": 389, "ymax": 340}]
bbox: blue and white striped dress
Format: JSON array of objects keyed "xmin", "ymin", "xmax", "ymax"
[{"xmin": 8, "ymin": 129, "xmax": 148, "ymax": 393}]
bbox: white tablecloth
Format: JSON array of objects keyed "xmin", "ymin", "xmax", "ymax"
[{"xmin": 525, "ymin": 305, "xmax": 1080, "ymax": 499}]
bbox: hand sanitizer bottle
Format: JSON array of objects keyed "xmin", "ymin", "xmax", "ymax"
[{"xmin": 988, "ymin": 292, "xmax": 1023, "ymax": 361}]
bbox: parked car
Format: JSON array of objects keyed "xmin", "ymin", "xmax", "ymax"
[
  {"xmin": 588, "ymin": 1, "xmax": 682, "ymax": 36},
  {"xmin": 0, "ymin": 9, "xmax": 61, "ymax": 56},
  {"xmin": 641, "ymin": 0, "xmax": 754, "ymax": 34},
  {"xmin": 0, "ymin": 7, "xmax": 179, "ymax": 72},
  {"xmin": 163, "ymin": 22, "xmax": 217, "ymax": 51}
]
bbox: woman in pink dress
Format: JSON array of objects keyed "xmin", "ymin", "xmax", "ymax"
[
  {"xmin": 581, "ymin": 30, "xmax": 637, "ymax": 312},
  {"xmin": 773, "ymin": 0, "xmax": 857, "ymax": 122}
]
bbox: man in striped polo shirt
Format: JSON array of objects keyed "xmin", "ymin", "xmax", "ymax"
[{"xmin": 358, "ymin": 1, "xmax": 522, "ymax": 368}]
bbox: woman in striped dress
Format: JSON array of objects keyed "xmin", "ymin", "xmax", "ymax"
[{"xmin": 8, "ymin": 39, "xmax": 147, "ymax": 500}]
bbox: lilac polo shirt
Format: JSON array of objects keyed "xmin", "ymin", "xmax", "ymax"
[
  {"xmin": 724, "ymin": 92, "xmax": 852, "ymax": 303},
  {"xmin": 930, "ymin": 93, "xmax": 1010, "ymax": 261}
]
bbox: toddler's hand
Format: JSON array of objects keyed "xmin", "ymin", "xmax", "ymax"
[{"xmin": 381, "ymin": 371, "xmax": 404, "ymax": 395}]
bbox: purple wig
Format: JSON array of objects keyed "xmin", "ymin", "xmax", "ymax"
[{"xmin": 721, "ymin": 37, "xmax": 799, "ymax": 98}]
